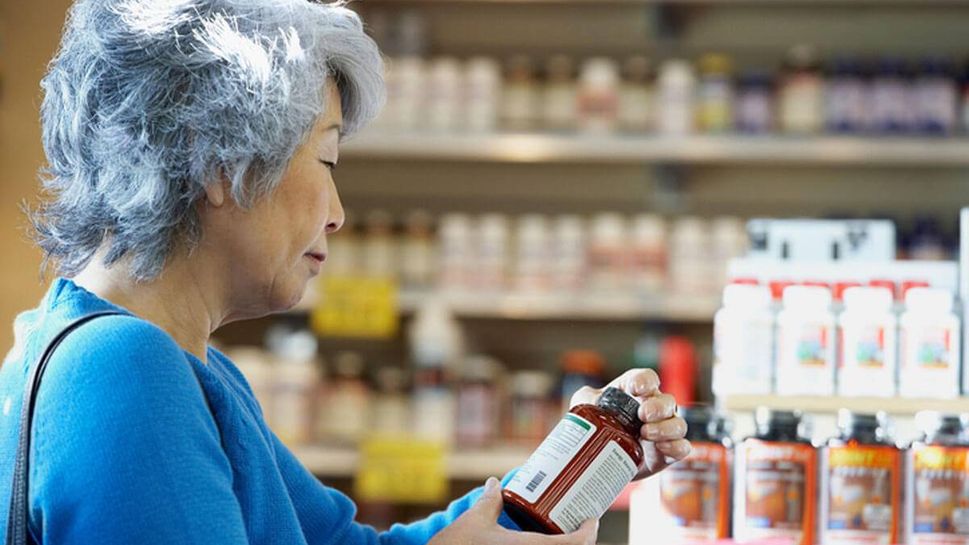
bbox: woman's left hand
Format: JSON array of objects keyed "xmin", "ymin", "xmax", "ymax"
[{"xmin": 570, "ymin": 368, "xmax": 691, "ymax": 480}]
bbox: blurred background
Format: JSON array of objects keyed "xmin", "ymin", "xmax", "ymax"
[{"xmin": 3, "ymin": 1, "xmax": 969, "ymax": 544}]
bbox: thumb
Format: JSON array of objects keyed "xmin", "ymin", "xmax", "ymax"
[{"xmin": 469, "ymin": 477, "xmax": 504, "ymax": 521}]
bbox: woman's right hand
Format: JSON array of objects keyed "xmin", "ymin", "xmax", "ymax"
[{"xmin": 428, "ymin": 477, "xmax": 599, "ymax": 545}]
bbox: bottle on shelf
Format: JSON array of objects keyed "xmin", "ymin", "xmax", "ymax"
[
  {"xmin": 476, "ymin": 213, "xmax": 510, "ymax": 292},
  {"xmin": 837, "ymin": 286, "xmax": 897, "ymax": 398},
  {"xmin": 426, "ymin": 57, "xmax": 463, "ymax": 132},
  {"xmin": 779, "ymin": 44, "xmax": 824, "ymax": 134},
  {"xmin": 318, "ymin": 351, "xmax": 371, "ymax": 445},
  {"xmin": 542, "ymin": 55, "xmax": 578, "ymax": 132},
  {"xmin": 819, "ymin": 410, "xmax": 902, "ymax": 545},
  {"xmin": 628, "ymin": 213, "xmax": 667, "ymax": 294},
  {"xmin": 915, "ymin": 57, "xmax": 958, "ymax": 136},
  {"xmin": 898, "ymin": 287, "xmax": 961, "ymax": 399},
  {"xmin": 668, "ymin": 216, "xmax": 711, "ymax": 297},
  {"xmin": 508, "ymin": 370, "xmax": 554, "ymax": 445},
  {"xmin": 735, "ymin": 69, "xmax": 774, "ymax": 134},
  {"xmin": 514, "ymin": 214, "xmax": 552, "ymax": 294},
  {"xmin": 824, "ymin": 57, "xmax": 867, "ymax": 134},
  {"xmin": 455, "ymin": 354, "xmax": 502, "ymax": 447},
  {"xmin": 629, "ymin": 405, "xmax": 732, "ymax": 544},
  {"xmin": 905, "ymin": 411, "xmax": 969, "ymax": 545},
  {"xmin": 559, "ymin": 350, "xmax": 605, "ymax": 413},
  {"xmin": 775, "ymin": 285, "xmax": 836, "ymax": 396},
  {"xmin": 371, "ymin": 366, "xmax": 411, "ymax": 437},
  {"xmin": 619, "ymin": 56, "xmax": 654, "ymax": 133},
  {"xmin": 697, "ymin": 53, "xmax": 734, "ymax": 134},
  {"xmin": 465, "ymin": 56, "xmax": 502, "ymax": 133},
  {"xmin": 409, "ymin": 298, "xmax": 463, "ymax": 443},
  {"xmin": 362, "ymin": 209, "xmax": 397, "ymax": 279},
  {"xmin": 712, "ymin": 283, "xmax": 774, "ymax": 397},
  {"xmin": 587, "ymin": 213, "xmax": 628, "ymax": 294},
  {"xmin": 268, "ymin": 327, "xmax": 321, "ymax": 446},
  {"xmin": 501, "ymin": 55, "xmax": 540, "ymax": 131},
  {"xmin": 400, "ymin": 210, "xmax": 436, "ymax": 289},
  {"xmin": 550, "ymin": 214, "xmax": 586, "ymax": 293},
  {"xmin": 656, "ymin": 59, "xmax": 696, "ymax": 136},
  {"xmin": 438, "ymin": 213, "xmax": 473, "ymax": 292},
  {"xmin": 733, "ymin": 408, "xmax": 817, "ymax": 545},
  {"xmin": 869, "ymin": 57, "xmax": 914, "ymax": 134},
  {"xmin": 577, "ymin": 57, "xmax": 621, "ymax": 133}
]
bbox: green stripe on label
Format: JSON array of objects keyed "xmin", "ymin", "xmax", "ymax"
[{"xmin": 565, "ymin": 414, "xmax": 592, "ymax": 431}]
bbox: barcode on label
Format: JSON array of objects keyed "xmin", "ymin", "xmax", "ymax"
[{"xmin": 525, "ymin": 471, "xmax": 547, "ymax": 493}]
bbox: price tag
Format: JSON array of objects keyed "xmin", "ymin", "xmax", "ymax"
[
  {"xmin": 310, "ymin": 276, "xmax": 399, "ymax": 339},
  {"xmin": 354, "ymin": 438, "xmax": 448, "ymax": 504}
]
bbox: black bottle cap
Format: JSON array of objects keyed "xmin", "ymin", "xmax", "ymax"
[{"xmin": 597, "ymin": 387, "xmax": 643, "ymax": 431}]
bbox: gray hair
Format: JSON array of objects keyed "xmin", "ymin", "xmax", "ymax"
[{"xmin": 31, "ymin": 0, "xmax": 384, "ymax": 280}]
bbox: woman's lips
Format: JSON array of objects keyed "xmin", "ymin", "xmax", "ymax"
[{"xmin": 304, "ymin": 252, "xmax": 325, "ymax": 274}]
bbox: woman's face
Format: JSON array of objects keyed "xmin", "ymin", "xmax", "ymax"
[{"xmin": 206, "ymin": 82, "xmax": 345, "ymax": 316}]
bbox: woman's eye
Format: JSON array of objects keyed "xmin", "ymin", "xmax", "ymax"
[{"xmin": 320, "ymin": 160, "xmax": 337, "ymax": 171}]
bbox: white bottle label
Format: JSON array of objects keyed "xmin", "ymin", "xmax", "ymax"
[
  {"xmin": 507, "ymin": 414, "xmax": 597, "ymax": 503},
  {"xmin": 900, "ymin": 323, "xmax": 960, "ymax": 398},
  {"xmin": 547, "ymin": 440, "xmax": 639, "ymax": 533},
  {"xmin": 713, "ymin": 313, "xmax": 774, "ymax": 395},
  {"xmin": 777, "ymin": 320, "xmax": 835, "ymax": 395}
]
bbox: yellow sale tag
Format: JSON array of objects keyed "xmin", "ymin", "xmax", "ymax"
[
  {"xmin": 311, "ymin": 276, "xmax": 399, "ymax": 339},
  {"xmin": 354, "ymin": 438, "xmax": 448, "ymax": 504}
]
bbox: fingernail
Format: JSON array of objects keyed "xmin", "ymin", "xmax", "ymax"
[{"xmin": 484, "ymin": 477, "xmax": 499, "ymax": 494}]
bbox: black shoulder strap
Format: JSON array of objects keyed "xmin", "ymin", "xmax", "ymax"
[{"xmin": 6, "ymin": 310, "xmax": 123, "ymax": 545}]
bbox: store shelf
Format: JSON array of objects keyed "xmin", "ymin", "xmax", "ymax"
[
  {"xmin": 342, "ymin": 132, "xmax": 969, "ymax": 166},
  {"xmin": 293, "ymin": 444, "xmax": 530, "ymax": 479},
  {"xmin": 294, "ymin": 289, "xmax": 719, "ymax": 322},
  {"xmin": 720, "ymin": 394, "xmax": 969, "ymax": 416},
  {"xmin": 359, "ymin": 0, "xmax": 969, "ymax": 4}
]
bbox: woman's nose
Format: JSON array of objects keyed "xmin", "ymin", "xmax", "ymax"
[{"xmin": 326, "ymin": 189, "xmax": 345, "ymax": 234}]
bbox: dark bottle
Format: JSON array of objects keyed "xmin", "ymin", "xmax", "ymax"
[
  {"xmin": 502, "ymin": 387, "xmax": 645, "ymax": 534},
  {"xmin": 656, "ymin": 405, "xmax": 732, "ymax": 542},
  {"xmin": 820, "ymin": 410, "xmax": 902, "ymax": 545},
  {"xmin": 905, "ymin": 411, "xmax": 969, "ymax": 545},
  {"xmin": 733, "ymin": 408, "xmax": 816, "ymax": 545}
]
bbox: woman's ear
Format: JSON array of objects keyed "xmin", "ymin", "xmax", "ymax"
[{"xmin": 203, "ymin": 177, "xmax": 227, "ymax": 208}]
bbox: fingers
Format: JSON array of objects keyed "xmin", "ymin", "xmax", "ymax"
[
  {"xmin": 533, "ymin": 519, "xmax": 598, "ymax": 545},
  {"xmin": 642, "ymin": 415, "xmax": 687, "ymax": 442},
  {"xmin": 469, "ymin": 477, "xmax": 504, "ymax": 521},
  {"xmin": 569, "ymin": 385, "xmax": 600, "ymax": 408},
  {"xmin": 617, "ymin": 368, "xmax": 660, "ymax": 398},
  {"xmin": 654, "ymin": 438, "xmax": 693, "ymax": 462},
  {"xmin": 638, "ymin": 393, "xmax": 676, "ymax": 423}
]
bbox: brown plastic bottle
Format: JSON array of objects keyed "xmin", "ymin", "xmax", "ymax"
[{"xmin": 502, "ymin": 387, "xmax": 645, "ymax": 534}]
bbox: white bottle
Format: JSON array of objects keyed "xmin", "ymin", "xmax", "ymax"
[
  {"xmin": 409, "ymin": 298, "xmax": 462, "ymax": 443},
  {"xmin": 551, "ymin": 215, "xmax": 586, "ymax": 293},
  {"xmin": 465, "ymin": 57, "xmax": 501, "ymax": 132},
  {"xmin": 476, "ymin": 213, "xmax": 510, "ymax": 292},
  {"xmin": 388, "ymin": 56, "xmax": 425, "ymax": 131},
  {"xmin": 427, "ymin": 57, "xmax": 463, "ymax": 132},
  {"xmin": 619, "ymin": 56, "xmax": 654, "ymax": 133},
  {"xmin": 270, "ymin": 330, "xmax": 320, "ymax": 445},
  {"xmin": 439, "ymin": 213, "xmax": 473, "ymax": 292},
  {"xmin": 587, "ymin": 213, "xmax": 628, "ymax": 293},
  {"xmin": 776, "ymin": 286, "xmax": 836, "ymax": 396},
  {"xmin": 899, "ymin": 288, "xmax": 961, "ymax": 399},
  {"xmin": 713, "ymin": 284, "xmax": 774, "ymax": 396},
  {"xmin": 514, "ymin": 214, "xmax": 551, "ymax": 293},
  {"xmin": 656, "ymin": 60, "xmax": 696, "ymax": 135},
  {"xmin": 400, "ymin": 210, "xmax": 436, "ymax": 289},
  {"xmin": 577, "ymin": 57, "xmax": 620, "ymax": 133},
  {"xmin": 668, "ymin": 217, "xmax": 710, "ymax": 297},
  {"xmin": 629, "ymin": 214, "xmax": 667, "ymax": 293},
  {"xmin": 362, "ymin": 209, "xmax": 397, "ymax": 279},
  {"xmin": 837, "ymin": 286, "xmax": 897, "ymax": 398}
]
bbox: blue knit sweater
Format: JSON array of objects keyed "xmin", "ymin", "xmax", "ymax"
[{"xmin": 0, "ymin": 278, "xmax": 516, "ymax": 544}]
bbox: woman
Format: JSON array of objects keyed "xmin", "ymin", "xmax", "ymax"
[{"xmin": 0, "ymin": 1, "xmax": 691, "ymax": 544}]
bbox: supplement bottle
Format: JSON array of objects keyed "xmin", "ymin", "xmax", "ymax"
[
  {"xmin": 712, "ymin": 284, "xmax": 774, "ymax": 397},
  {"xmin": 656, "ymin": 406, "xmax": 732, "ymax": 542},
  {"xmin": 733, "ymin": 408, "xmax": 816, "ymax": 545},
  {"xmin": 837, "ymin": 286, "xmax": 897, "ymax": 398},
  {"xmin": 776, "ymin": 285, "xmax": 836, "ymax": 396},
  {"xmin": 905, "ymin": 411, "xmax": 969, "ymax": 545},
  {"xmin": 697, "ymin": 53, "xmax": 735, "ymax": 133},
  {"xmin": 899, "ymin": 287, "xmax": 961, "ymax": 399},
  {"xmin": 819, "ymin": 410, "xmax": 902, "ymax": 545},
  {"xmin": 503, "ymin": 387, "xmax": 645, "ymax": 534}
]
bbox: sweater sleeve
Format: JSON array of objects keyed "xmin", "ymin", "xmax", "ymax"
[
  {"xmin": 29, "ymin": 315, "xmax": 250, "ymax": 544},
  {"xmin": 271, "ymin": 432, "xmax": 521, "ymax": 545}
]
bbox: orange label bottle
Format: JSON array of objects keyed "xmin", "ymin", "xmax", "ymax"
[
  {"xmin": 820, "ymin": 410, "xmax": 902, "ymax": 545},
  {"xmin": 733, "ymin": 408, "xmax": 817, "ymax": 545},
  {"xmin": 906, "ymin": 412, "xmax": 969, "ymax": 545}
]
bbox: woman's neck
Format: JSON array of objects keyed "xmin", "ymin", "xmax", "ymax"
[{"xmin": 71, "ymin": 251, "xmax": 228, "ymax": 363}]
